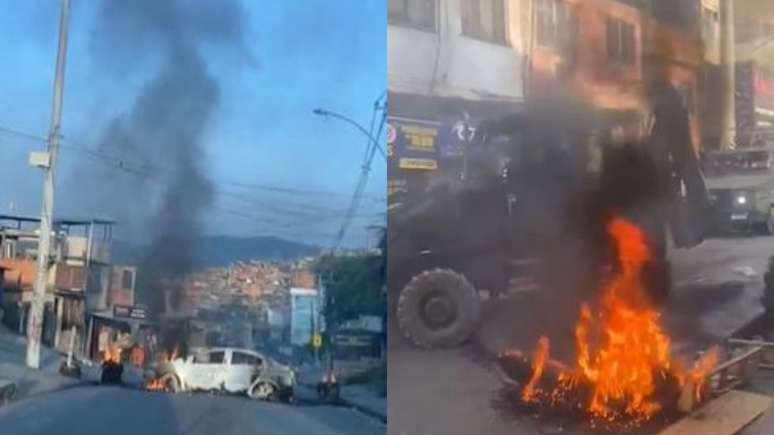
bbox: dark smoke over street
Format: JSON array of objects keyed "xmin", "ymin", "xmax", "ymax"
[{"xmin": 84, "ymin": 0, "xmax": 255, "ymax": 313}]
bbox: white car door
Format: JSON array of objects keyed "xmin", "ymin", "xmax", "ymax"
[
  {"xmin": 186, "ymin": 350, "xmax": 227, "ymax": 391},
  {"xmin": 224, "ymin": 351, "xmax": 261, "ymax": 393}
]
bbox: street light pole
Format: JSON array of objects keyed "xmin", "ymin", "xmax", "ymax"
[
  {"xmin": 27, "ymin": 0, "xmax": 70, "ymax": 369},
  {"xmin": 312, "ymin": 108, "xmax": 387, "ymax": 161},
  {"xmin": 314, "ymin": 98, "xmax": 387, "ymax": 250}
]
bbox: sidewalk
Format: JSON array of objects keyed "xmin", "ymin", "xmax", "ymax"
[
  {"xmin": 339, "ymin": 383, "xmax": 387, "ymax": 423},
  {"xmin": 297, "ymin": 361, "xmax": 386, "ymax": 422},
  {"xmin": 0, "ymin": 325, "xmax": 85, "ymax": 405}
]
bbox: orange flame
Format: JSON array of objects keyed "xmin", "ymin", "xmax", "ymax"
[
  {"xmin": 521, "ymin": 217, "xmax": 718, "ymax": 422},
  {"xmin": 102, "ymin": 342, "xmax": 122, "ymax": 365},
  {"xmin": 145, "ymin": 378, "xmax": 166, "ymax": 391},
  {"xmin": 522, "ymin": 336, "xmax": 549, "ymax": 402},
  {"xmin": 145, "ymin": 347, "xmax": 181, "ymax": 391}
]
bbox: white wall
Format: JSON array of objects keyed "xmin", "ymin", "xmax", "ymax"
[
  {"xmin": 63, "ymin": 236, "xmax": 111, "ymax": 265},
  {"xmin": 388, "ymin": 0, "xmax": 525, "ymax": 101}
]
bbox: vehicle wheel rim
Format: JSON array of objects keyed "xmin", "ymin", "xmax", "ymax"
[
  {"xmin": 253, "ymin": 383, "xmax": 273, "ymax": 399},
  {"xmin": 421, "ymin": 291, "xmax": 456, "ymax": 329}
]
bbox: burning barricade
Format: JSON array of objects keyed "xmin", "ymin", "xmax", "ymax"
[
  {"xmin": 497, "ymin": 217, "xmax": 720, "ymax": 427},
  {"xmin": 144, "ymin": 347, "xmax": 181, "ymax": 392},
  {"xmin": 100, "ymin": 342, "xmax": 126, "ymax": 384}
]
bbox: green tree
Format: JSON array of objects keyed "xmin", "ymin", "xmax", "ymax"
[{"xmin": 315, "ymin": 231, "xmax": 386, "ymax": 324}]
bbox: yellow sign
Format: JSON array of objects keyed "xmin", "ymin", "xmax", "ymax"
[
  {"xmin": 312, "ymin": 334, "xmax": 322, "ymax": 348},
  {"xmin": 400, "ymin": 125, "xmax": 437, "ymax": 152},
  {"xmin": 399, "ymin": 158, "xmax": 438, "ymax": 170}
]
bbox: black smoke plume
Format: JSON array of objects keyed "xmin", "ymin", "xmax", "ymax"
[{"xmin": 85, "ymin": 0, "xmax": 255, "ymax": 314}]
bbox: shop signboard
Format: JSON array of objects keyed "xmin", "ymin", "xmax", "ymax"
[
  {"xmin": 113, "ymin": 304, "xmax": 148, "ymax": 320},
  {"xmin": 388, "ymin": 117, "xmax": 440, "ymax": 170},
  {"xmin": 289, "ymin": 287, "xmax": 319, "ymax": 346}
]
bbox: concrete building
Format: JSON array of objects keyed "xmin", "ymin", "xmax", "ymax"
[
  {"xmin": 387, "ymin": 0, "xmax": 720, "ymax": 199},
  {"xmin": 0, "ymin": 214, "xmax": 136, "ymax": 354},
  {"xmin": 388, "ymin": 0, "xmax": 528, "ymax": 197},
  {"xmin": 732, "ymin": 0, "xmax": 774, "ymax": 148},
  {"xmin": 526, "ymin": 0, "xmax": 712, "ymax": 152}
]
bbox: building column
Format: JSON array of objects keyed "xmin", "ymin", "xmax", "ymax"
[{"xmin": 720, "ymin": 0, "xmax": 736, "ymax": 150}]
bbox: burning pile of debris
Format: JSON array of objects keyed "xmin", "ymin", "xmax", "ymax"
[
  {"xmin": 100, "ymin": 342, "xmax": 124, "ymax": 384},
  {"xmin": 144, "ymin": 347, "xmax": 181, "ymax": 392},
  {"xmin": 497, "ymin": 218, "xmax": 719, "ymax": 428}
]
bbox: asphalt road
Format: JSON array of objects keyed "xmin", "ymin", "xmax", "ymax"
[
  {"xmin": 388, "ymin": 235, "xmax": 774, "ymax": 435},
  {"xmin": 0, "ymin": 385, "xmax": 385, "ymax": 435}
]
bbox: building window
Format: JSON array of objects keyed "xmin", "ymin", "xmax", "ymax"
[
  {"xmin": 607, "ymin": 18, "xmax": 635, "ymax": 65},
  {"xmin": 121, "ymin": 270, "xmax": 134, "ymax": 290},
  {"xmin": 388, "ymin": 0, "xmax": 436, "ymax": 32},
  {"xmin": 535, "ymin": 0, "xmax": 576, "ymax": 53},
  {"xmin": 461, "ymin": 0, "xmax": 507, "ymax": 45}
]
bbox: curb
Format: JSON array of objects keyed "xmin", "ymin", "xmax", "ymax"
[
  {"xmin": 339, "ymin": 396, "xmax": 387, "ymax": 424},
  {"xmin": 296, "ymin": 381, "xmax": 386, "ymax": 423}
]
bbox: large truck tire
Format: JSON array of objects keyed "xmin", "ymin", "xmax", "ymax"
[{"xmin": 397, "ymin": 269, "xmax": 481, "ymax": 349}]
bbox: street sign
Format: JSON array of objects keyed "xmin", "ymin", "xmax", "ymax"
[{"xmin": 312, "ymin": 334, "xmax": 322, "ymax": 348}]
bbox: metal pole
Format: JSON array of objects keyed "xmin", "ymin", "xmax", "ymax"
[
  {"xmin": 27, "ymin": 0, "xmax": 70, "ymax": 369},
  {"xmin": 312, "ymin": 109, "xmax": 387, "ymax": 160},
  {"xmin": 720, "ymin": 0, "xmax": 736, "ymax": 150}
]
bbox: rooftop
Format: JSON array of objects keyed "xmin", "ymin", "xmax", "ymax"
[{"xmin": 0, "ymin": 214, "xmax": 116, "ymax": 227}]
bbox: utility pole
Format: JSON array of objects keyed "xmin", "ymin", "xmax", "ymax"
[
  {"xmin": 27, "ymin": 0, "xmax": 70, "ymax": 369},
  {"xmin": 720, "ymin": 0, "xmax": 736, "ymax": 150}
]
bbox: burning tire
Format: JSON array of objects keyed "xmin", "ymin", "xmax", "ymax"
[{"xmin": 397, "ymin": 268, "xmax": 480, "ymax": 349}]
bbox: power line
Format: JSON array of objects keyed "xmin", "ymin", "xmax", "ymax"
[
  {"xmin": 0, "ymin": 123, "xmax": 386, "ymax": 242},
  {"xmin": 0, "ymin": 124, "xmax": 386, "ymax": 202},
  {"xmin": 0, "ymin": 126, "xmax": 47, "ymax": 142},
  {"xmin": 73, "ymin": 150, "xmax": 384, "ymax": 222}
]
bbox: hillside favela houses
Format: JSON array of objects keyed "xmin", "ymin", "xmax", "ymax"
[{"xmin": 0, "ymin": 210, "xmax": 383, "ymax": 370}]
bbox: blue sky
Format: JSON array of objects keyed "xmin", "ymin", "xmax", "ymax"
[{"xmin": 0, "ymin": 0, "xmax": 386, "ymax": 248}]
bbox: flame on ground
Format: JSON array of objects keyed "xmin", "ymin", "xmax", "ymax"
[
  {"xmin": 522, "ymin": 336, "xmax": 549, "ymax": 402},
  {"xmin": 145, "ymin": 378, "xmax": 166, "ymax": 391},
  {"xmin": 520, "ymin": 217, "xmax": 719, "ymax": 422},
  {"xmin": 145, "ymin": 347, "xmax": 181, "ymax": 391}
]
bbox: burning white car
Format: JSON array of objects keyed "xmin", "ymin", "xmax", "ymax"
[{"xmin": 147, "ymin": 347, "xmax": 296, "ymax": 402}]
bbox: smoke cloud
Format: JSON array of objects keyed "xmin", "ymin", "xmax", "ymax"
[{"xmin": 82, "ymin": 0, "xmax": 255, "ymax": 313}]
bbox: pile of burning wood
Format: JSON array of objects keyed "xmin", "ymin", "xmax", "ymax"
[{"xmin": 497, "ymin": 218, "xmax": 720, "ymax": 427}]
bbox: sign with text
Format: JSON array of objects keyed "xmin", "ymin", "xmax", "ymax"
[
  {"xmin": 388, "ymin": 118, "xmax": 440, "ymax": 171},
  {"xmin": 113, "ymin": 305, "xmax": 148, "ymax": 320}
]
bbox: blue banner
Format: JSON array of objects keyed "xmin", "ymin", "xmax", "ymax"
[
  {"xmin": 387, "ymin": 118, "xmax": 440, "ymax": 170},
  {"xmin": 387, "ymin": 117, "xmax": 483, "ymax": 168}
]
